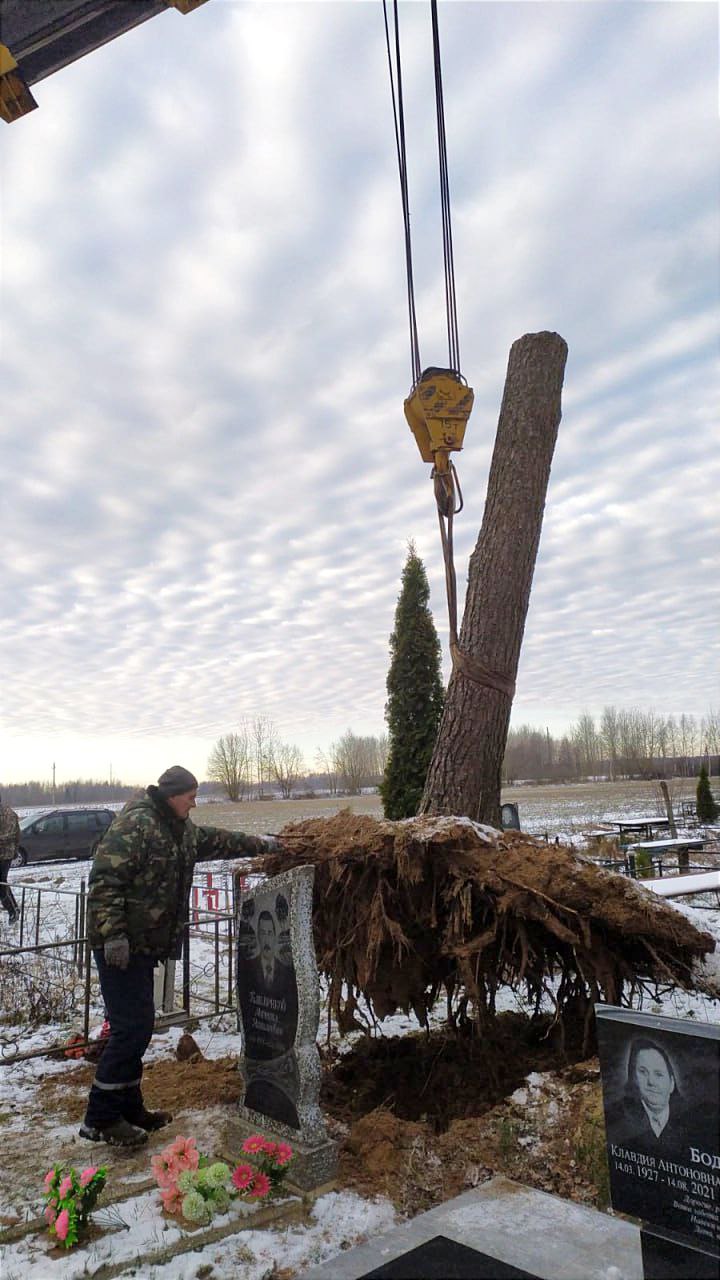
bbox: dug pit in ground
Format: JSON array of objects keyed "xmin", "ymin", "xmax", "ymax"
[{"xmin": 26, "ymin": 1020, "xmax": 614, "ymax": 1225}]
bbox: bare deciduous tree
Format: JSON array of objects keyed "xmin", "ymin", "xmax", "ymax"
[
  {"xmin": 678, "ymin": 714, "xmax": 698, "ymax": 775},
  {"xmin": 314, "ymin": 749, "xmax": 339, "ymax": 795},
  {"xmin": 269, "ymin": 742, "xmax": 305, "ymax": 799},
  {"xmin": 207, "ymin": 731, "xmax": 250, "ymax": 801},
  {"xmin": 502, "ymin": 724, "xmax": 553, "ymax": 783},
  {"xmin": 572, "ymin": 712, "xmax": 600, "ymax": 776},
  {"xmin": 703, "ymin": 709, "xmax": 720, "ymax": 758},
  {"xmin": 251, "ymin": 715, "xmax": 277, "ymax": 797},
  {"xmin": 331, "ymin": 730, "xmax": 384, "ymax": 794}
]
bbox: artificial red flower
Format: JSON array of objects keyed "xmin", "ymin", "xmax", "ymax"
[
  {"xmin": 249, "ymin": 1172, "xmax": 271, "ymax": 1199},
  {"xmin": 231, "ymin": 1163, "xmax": 254, "ymax": 1191}
]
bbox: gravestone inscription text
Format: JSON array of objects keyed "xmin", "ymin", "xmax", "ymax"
[{"xmin": 596, "ymin": 1005, "xmax": 719, "ymax": 1252}]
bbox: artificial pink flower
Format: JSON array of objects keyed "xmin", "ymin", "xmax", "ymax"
[
  {"xmin": 151, "ymin": 1153, "xmax": 176, "ymax": 1189},
  {"xmin": 261, "ymin": 1140, "xmax": 277, "ymax": 1157},
  {"xmin": 43, "ymin": 1170, "xmax": 56, "ymax": 1190},
  {"xmin": 79, "ymin": 1167, "xmax": 98, "ymax": 1188},
  {"xmin": 54, "ymin": 1208, "xmax": 70, "ymax": 1241},
  {"xmin": 168, "ymin": 1136, "xmax": 199, "ymax": 1171},
  {"xmin": 160, "ymin": 1185, "xmax": 184, "ymax": 1216},
  {"xmin": 152, "ymin": 1151, "xmax": 184, "ymax": 1187},
  {"xmin": 169, "ymin": 1135, "xmax": 197, "ymax": 1157},
  {"xmin": 274, "ymin": 1143, "xmax": 293, "ymax": 1167},
  {"xmin": 44, "ymin": 1205, "xmax": 57, "ymax": 1225},
  {"xmin": 231, "ymin": 1164, "xmax": 254, "ymax": 1190},
  {"xmin": 58, "ymin": 1175, "xmax": 74, "ymax": 1200},
  {"xmin": 249, "ymin": 1172, "xmax": 271, "ymax": 1199},
  {"xmin": 241, "ymin": 1135, "xmax": 266, "ymax": 1154}
]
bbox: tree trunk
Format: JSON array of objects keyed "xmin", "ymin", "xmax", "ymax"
[{"xmin": 421, "ymin": 330, "xmax": 568, "ymax": 826}]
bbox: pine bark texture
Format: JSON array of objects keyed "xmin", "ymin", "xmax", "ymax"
[{"xmin": 421, "ymin": 330, "xmax": 568, "ymax": 826}]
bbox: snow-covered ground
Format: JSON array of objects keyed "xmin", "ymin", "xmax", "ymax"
[{"xmin": 1, "ymin": 805, "xmax": 719, "ymax": 1279}]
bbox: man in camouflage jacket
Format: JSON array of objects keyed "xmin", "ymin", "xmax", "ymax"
[
  {"xmin": 0, "ymin": 794, "xmax": 20, "ymax": 923},
  {"xmin": 81, "ymin": 765, "xmax": 280, "ymax": 1147}
]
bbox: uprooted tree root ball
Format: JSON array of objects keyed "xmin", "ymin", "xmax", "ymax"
[{"xmin": 265, "ymin": 811, "xmax": 716, "ymax": 1049}]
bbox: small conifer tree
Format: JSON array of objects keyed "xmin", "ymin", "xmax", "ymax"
[
  {"xmin": 696, "ymin": 763, "xmax": 719, "ymax": 822},
  {"xmin": 380, "ymin": 543, "xmax": 444, "ymax": 819}
]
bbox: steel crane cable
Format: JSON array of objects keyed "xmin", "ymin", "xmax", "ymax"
[
  {"xmin": 383, "ymin": 4, "xmax": 515, "ymax": 699},
  {"xmin": 430, "ymin": 0, "xmax": 460, "ymax": 375},
  {"xmin": 383, "ymin": 0, "xmax": 461, "ymax": 380},
  {"xmin": 383, "ymin": 0, "xmax": 421, "ymax": 386}
]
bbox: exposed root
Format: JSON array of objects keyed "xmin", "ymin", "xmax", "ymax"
[{"xmin": 264, "ymin": 811, "xmax": 716, "ymax": 1036}]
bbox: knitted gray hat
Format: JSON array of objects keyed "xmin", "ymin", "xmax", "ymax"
[{"xmin": 157, "ymin": 765, "xmax": 198, "ymax": 797}]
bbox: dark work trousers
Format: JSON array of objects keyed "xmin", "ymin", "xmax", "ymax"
[
  {"xmin": 84, "ymin": 951, "xmax": 156, "ymax": 1128},
  {"xmin": 0, "ymin": 858, "xmax": 18, "ymax": 919}
]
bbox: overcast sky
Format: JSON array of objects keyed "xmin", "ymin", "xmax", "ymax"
[{"xmin": 1, "ymin": 0, "xmax": 718, "ymax": 787}]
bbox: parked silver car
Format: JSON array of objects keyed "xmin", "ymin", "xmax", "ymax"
[{"xmin": 13, "ymin": 808, "xmax": 115, "ymax": 865}]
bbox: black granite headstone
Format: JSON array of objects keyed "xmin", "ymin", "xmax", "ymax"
[
  {"xmin": 231, "ymin": 866, "xmax": 338, "ymax": 1189},
  {"xmin": 237, "ymin": 888, "xmax": 299, "ymax": 1060},
  {"xmin": 244, "ymin": 1073, "xmax": 300, "ymax": 1130},
  {"xmin": 500, "ymin": 803, "xmax": 521, "ymax": 831},
  {"xmin": 596, "ymin": 1006, "xmax": 720, "ymax": 1254},
  {"xmin": 359, "ymin": 1235, "xmax": 540, "ymax": 1280},
  {"xmin": 641, "ymin": 1223, "xmax": 720, "ymax": 1280}
]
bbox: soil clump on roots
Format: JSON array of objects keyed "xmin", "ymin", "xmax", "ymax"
[{"xmin": 265, "ymin": 811, "xmax": 715, "ymax": 1050}]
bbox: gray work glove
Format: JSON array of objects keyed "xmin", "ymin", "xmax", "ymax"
[
  {"xmin": 104, "ymin": 935, "xmax": 130, "ymax": 970},
  {"xmin": 260, "ymin": 835, "xmax": 282, "ymax": 853}
]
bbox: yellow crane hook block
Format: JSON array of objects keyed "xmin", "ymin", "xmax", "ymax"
[{"xmin": 404, "ymin": 367, "xmax": 474, "ymax": 473}]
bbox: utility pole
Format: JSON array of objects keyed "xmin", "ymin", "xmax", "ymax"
[
  {"xmin": 659, "ymin": 780, "xmax": 678, "ymax": 840},
  {"xmin": 52, "ymin": 761, "xmax": 56, "ymax": 804}
]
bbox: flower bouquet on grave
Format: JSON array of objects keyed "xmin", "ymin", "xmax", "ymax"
[
  {"xmin": 42, "ymin": 1164, "xmax": 108, "ymax": 1249},
  {"xmin": 230, "ymin": 1134, "xmax": 294, "ymax": 1199},
  {"xmin": 151, "ymin": 1133, "xmax": 293, "ymax": 1227}
]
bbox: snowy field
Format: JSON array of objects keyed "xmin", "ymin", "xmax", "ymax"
[
  {"xmin": 1, "ymin": 785, "xmax": 718, "ymax": 1278},
  {"xmin": 11, "ymin": 774, "xmax": 707, "ymax": 839}
]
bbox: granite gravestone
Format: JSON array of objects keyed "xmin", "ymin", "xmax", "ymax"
[
  {"xmin": 596, "ymin": 1005, "xmax": 720, "ymax": 1269},
  {"xmin": 500, "ymin": 803, "xmax": 521, "ymax": 831},
  {"xmin": 359, "ymin": 1238, "xmax": 539, "ymax": 1279},
  {"xmin": 640, "ymin": 1222, "xmax": 720, "ymax": 1280},
  {"xmin": 229, "ymin": 864, "xmax": 337, "ymax": 1190}
]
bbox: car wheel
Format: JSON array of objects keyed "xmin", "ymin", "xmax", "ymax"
[{"xmin": 12, "ymin": 848, "xmax": 27, "ymax": 867}]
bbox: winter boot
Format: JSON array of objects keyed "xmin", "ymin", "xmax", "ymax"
[
  {"xmin": 79, "ymin": 1118, "xmax": 148, "ymax": 1147},
  {"xmin": 134, "ymin": 1108, "xmax": 173, "ymax": 1132}
]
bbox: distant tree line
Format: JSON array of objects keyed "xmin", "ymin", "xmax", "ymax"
[
  {"xmin": 0, "ymin": 727, "xmax": 389, "ymax": 807},
  {"xmin": 0, "ymin": 778, "xmax": 139, "ymax": 807},
  {"xmin": 503, "ymin": 707, "xmax": 720, "ymax": 784},
  {"xmin": 5, "ymin": 706, "xmax": 717, "ymax": 805},
  {"xmin": 206, "ymin": 720, "xmax": 389, "ymax": 800}
]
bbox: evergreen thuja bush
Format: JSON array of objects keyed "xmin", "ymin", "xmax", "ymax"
[
  {"xmin": 696, "ymin": 763, "xmax": 719, "ymax": 822},
  {"xmin": 380, "ymin": 544, "xmax": 444, "ymax": 820}
]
